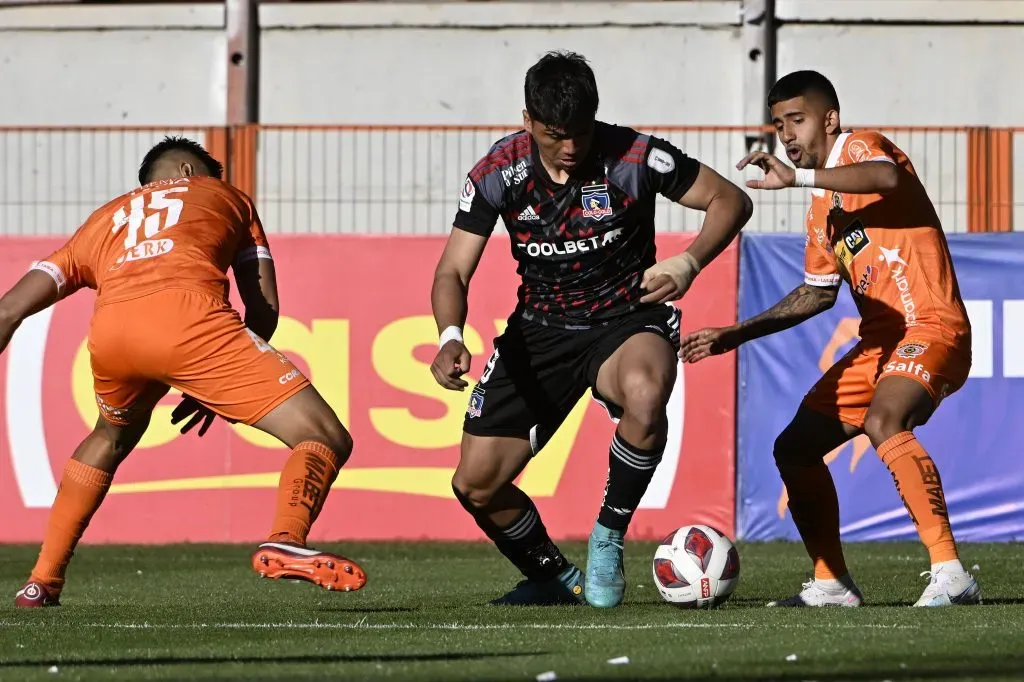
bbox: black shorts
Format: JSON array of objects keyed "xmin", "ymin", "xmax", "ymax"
[{"xmin": 462, "ymin": 304, "xmax": 681, "ymax": 453}]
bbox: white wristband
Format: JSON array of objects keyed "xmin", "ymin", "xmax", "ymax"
[
  {"xmin": 439, "ymin": 325, "xmax": 464, "ymax": 349},
  {"xmin": 794, "ymin": 168, "xmax": 816, "ymax": 188}
]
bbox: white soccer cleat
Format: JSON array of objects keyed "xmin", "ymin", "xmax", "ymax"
[
  {"xmin": 767, "ymin": 578, "xmax": 863, "ymax": 608},
  {"xmin": 913, "ymin": 568, "xmax": 981, "ymax": 607}
]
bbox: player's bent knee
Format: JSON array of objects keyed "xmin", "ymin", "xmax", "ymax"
[
  {"xmin": 772, "ymin": 431, "xmax": 793, "ymax": 468},
  {"xmin": 863, "ymin": 408, "xmax": 909, "ymax": 447},
  {"xmin": 773, "ymin": 426, "xmax": 814, "ymax": 469},
  {"xmin": 451, "ymin": 454, "xmax": 506, "ymax": 512},
  {"xmin": 450, "ymin": 473, "xmax": 496, "ymax": 511},
  {"xmin": 309, "ymin": 418, "xmax": 353, "ymax": 465},
  {"xmin": 281, "ymin": 413, "xmax": 353, "ymax": 467},
  {"xmin": 619, "ymin": 371, "xmax": 672, "ymax": 430},
  {"xmin": 257, "ymin": 385, "xmax": 353, "ymax": 459},
  {"xmin": 284, "ymin": 391, "xmax": 353, "ymax": 461}
]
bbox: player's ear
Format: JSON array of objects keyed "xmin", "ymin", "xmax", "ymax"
[
  {"xmin": 522, "ymin": 109, "xmax": 532, "ymax": 132},
  {"xmin": 823, "ymin": 108, "xmax": 841, "ymax": 136},
  {"xmin": 180, "ymin": 162, "xmax": 195, "ymax": 178}
]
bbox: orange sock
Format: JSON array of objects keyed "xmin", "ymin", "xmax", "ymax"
[
  {"xmin": 268, "ymin": 440, "xmax": 340, "ymax": 545},
  {"xmin": 877, "ymin": 432, "xmax": 958, "ymax": 563},
  {"xmin": 778, "ymin": 462, "xmax": 849, "ymax": 580},
  {"xmin": 30, "ymin": 460, "xmax": 113, "ymax": 591}
]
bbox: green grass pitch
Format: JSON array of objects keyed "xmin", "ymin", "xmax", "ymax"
[{"xmin": 1, "ymin": 541, "xmax": 1022, "ymax": 681}]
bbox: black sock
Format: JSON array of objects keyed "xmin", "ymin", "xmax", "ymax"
[
  {"xmin": 597, "ymin": 431, "xmax": 664, "ymax": 532},
  {"xmin": 492, "ymin": 501, "xmax": 572, "ymax": 581},
  {"xmin": 454, "ymin": 489, "xmax": 571, "ymax": 582}
]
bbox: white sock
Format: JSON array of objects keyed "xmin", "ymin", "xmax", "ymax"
[
  {"xmin": 815, "ymin": 574, "xmax": 856, "ymax": 593},
  {"xmin": 932, "ymin": 559, "xmax": 965, "ymax": 575}
]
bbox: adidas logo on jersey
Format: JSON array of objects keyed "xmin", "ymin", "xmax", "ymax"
[{"xmin": 517, "ymin": 206, "xmax": 540, "ymax": 222}]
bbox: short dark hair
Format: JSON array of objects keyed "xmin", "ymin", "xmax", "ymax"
[
  {"xmin": 524, "ymin": 51, "xmax": 599, "ymax": 134},
  {"xmin": 138, "ymin": 136, "xmax": 224, "ymax": 185},
  {"xmin": 767, "ymin": 70, "xmax": 840, "ymax": 111}
]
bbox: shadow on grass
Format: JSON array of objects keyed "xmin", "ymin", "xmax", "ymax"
[
  {"xmin": 864, "ymin": 597, "xmax": 1024, "ymax": 607},
  {"xmin": 316, "ymin": 606, "xmax": 418, "ymax": 614},
  {"xmin": 567, "ymin": 656, "xmax": 1024, "ymax": 682},
  {"xmin": 0, "ymin": 651, "xmax": 545, "ymax": 669}
]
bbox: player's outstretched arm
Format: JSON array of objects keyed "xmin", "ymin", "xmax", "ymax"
[
  {"xmin": 430, "ymin": 228, "xmax": 487, "ymax": 391},
  {"xmin": 738, "ymin": 151, "xmax": 899, "ymax": 195},
  {"xmin": 680, "ymin": 283, "xmax": 838, "ymax": 363},
  {"xmin": 641, "ymin": 164, "xmax": 753, "ymax": 304},
  {"xmin": 0, "ymin": 270, "xmax": 60, "ymax": 355}
]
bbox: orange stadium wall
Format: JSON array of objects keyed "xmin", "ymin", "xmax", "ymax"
[{"xmin": 0, "ymin": 234, "xmax": 738, "ymax": 543}]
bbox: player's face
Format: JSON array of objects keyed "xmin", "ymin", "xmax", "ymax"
[
  {"xmin": 524, "ymin": 111, "xmax": 595, "ymax": 174},
  {"xmin": 770, "ymin": 96, "xmax": 838, "ymax": 170}
]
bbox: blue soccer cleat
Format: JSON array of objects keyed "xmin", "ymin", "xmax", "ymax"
[
  {"xmin": 585, "ymin": 523, "xmax": 626, "ymax": 608},
  {"xmin": 489, "ymin": 565, "xmax": 586, "ymax": 606}
]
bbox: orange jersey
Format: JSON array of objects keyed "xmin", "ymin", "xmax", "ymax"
[
  {"xmin": 32, "ymin": 176, "xmax": 270, "ymax": 306},
  {"xmin": 803, "ymin": 131, "xmax": 970, "ymax": 345}
]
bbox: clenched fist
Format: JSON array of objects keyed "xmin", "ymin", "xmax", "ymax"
[
  {"xmin": 431, "ymin": 340, "xmax": 472, "ymax": 391},
  {"xmin": 640, "ymin": 252, "xmax": 701, "ymax": 304}
]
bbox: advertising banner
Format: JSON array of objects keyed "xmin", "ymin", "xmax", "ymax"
[
  {"xmin": 1, "ymin": 234, "xmax": 738, "ymax": 543},
  {"xmin": 738, "ymin": 233, "xmax": 1024, "ymax": 542}
]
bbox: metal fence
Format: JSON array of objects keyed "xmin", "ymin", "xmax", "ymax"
[
  {"xmin": 0, "ymin": 127, "xmax": 208, "ymax": 236},
  {"xmin": 0, "ymin": 125, "xmax": 1012, "ymax": 236}
]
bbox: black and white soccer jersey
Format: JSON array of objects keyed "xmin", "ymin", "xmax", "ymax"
[{"xmin": 453, "ymin": 122, "xmax": 700, "ymax": 328}]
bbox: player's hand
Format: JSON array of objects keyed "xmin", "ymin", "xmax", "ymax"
[
  {"xmin": 679, "ymin": 326, "xmax": 742, "ymax": 363},
  {"xmin": 640, "ymin": 252, "xmax": 701, "ymax": 304},
  {"xmin": 431, "ymin": 340, "xmax": 472, "ymax": 391},
  {"xmin": 170, "ymin": 395, "xmax": 217, "ymax": 437},
  {"xmin": 736, "ymin": 151, "xmax": 796, "ymax": 190}
]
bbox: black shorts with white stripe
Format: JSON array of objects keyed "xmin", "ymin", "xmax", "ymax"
[{"xmin": 462, "ymin": 303, "xmax": 681, "ymax": 453}]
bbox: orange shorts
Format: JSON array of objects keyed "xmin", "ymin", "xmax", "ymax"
[
  {"xmin": 802, "ymin": 337, "xmax": 971, "ymax": 428},
  {"xmin": 88, "ymin": 289, "xmax": 310, "ymax": 426}
]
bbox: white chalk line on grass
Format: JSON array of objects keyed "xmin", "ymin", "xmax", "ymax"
[{"xmin": 0, "ymin": 621, "xmax": 922, "ymax": 631}]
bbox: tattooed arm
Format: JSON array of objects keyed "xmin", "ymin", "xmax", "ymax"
[
  {"xmin": 680, "ymin": 284, "xmax": 838, "ymax": 362},
  {"xmin": 734, "ymin": 283, "xmax": 839, "ymax": 341}
]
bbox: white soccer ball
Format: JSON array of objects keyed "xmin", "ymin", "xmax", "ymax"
[{"xmin": 652, "ymin": 524, "xmax": 740, "ymax": 608}]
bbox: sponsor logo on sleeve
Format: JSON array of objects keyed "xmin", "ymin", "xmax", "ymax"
[
  {"xmin": 647, "ymin": 147, "xmax": 676, "ymax": 174},
  {"xmin": 459, "ymin": 177, "xmax": 476, "ymax": 212}
]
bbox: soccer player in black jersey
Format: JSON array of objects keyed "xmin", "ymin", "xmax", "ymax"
[{"xmin": 430, "ymin": 51, "xmax": 753, "ymax": 607}]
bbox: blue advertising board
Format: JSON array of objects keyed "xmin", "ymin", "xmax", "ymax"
[{"xmin": 737, "ymin": 233, "xmax": 1024, "ymax": 542}]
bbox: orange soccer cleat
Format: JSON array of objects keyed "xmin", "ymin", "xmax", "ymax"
[{"xmin": 251, "ymin": 542, "xmax": 367, "ymax": 592}]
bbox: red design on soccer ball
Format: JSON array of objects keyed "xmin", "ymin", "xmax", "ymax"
[
  {"xmin": 721, "ymin": 546, "xmax": 740, "ymax": 580},
  {"xmin": 654, "ymin": 558, "xmax": 689, "ymax": 589},
  {"xmin": 684, "ymin": 527, "xmax": 715, "ymax": 573}
]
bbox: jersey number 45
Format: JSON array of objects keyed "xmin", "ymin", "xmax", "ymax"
[{"xmin": 111, "ymin": 186, "xmax": 189, "ymax": 250}]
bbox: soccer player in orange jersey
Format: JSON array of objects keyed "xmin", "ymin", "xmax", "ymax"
[
  {"xmin": 0, "ymin": 137, "xmax": 366, "ymax": 607},
  {"xmin": 681, "ymin": 71, "xmax": 980, "ymax": 607}
]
